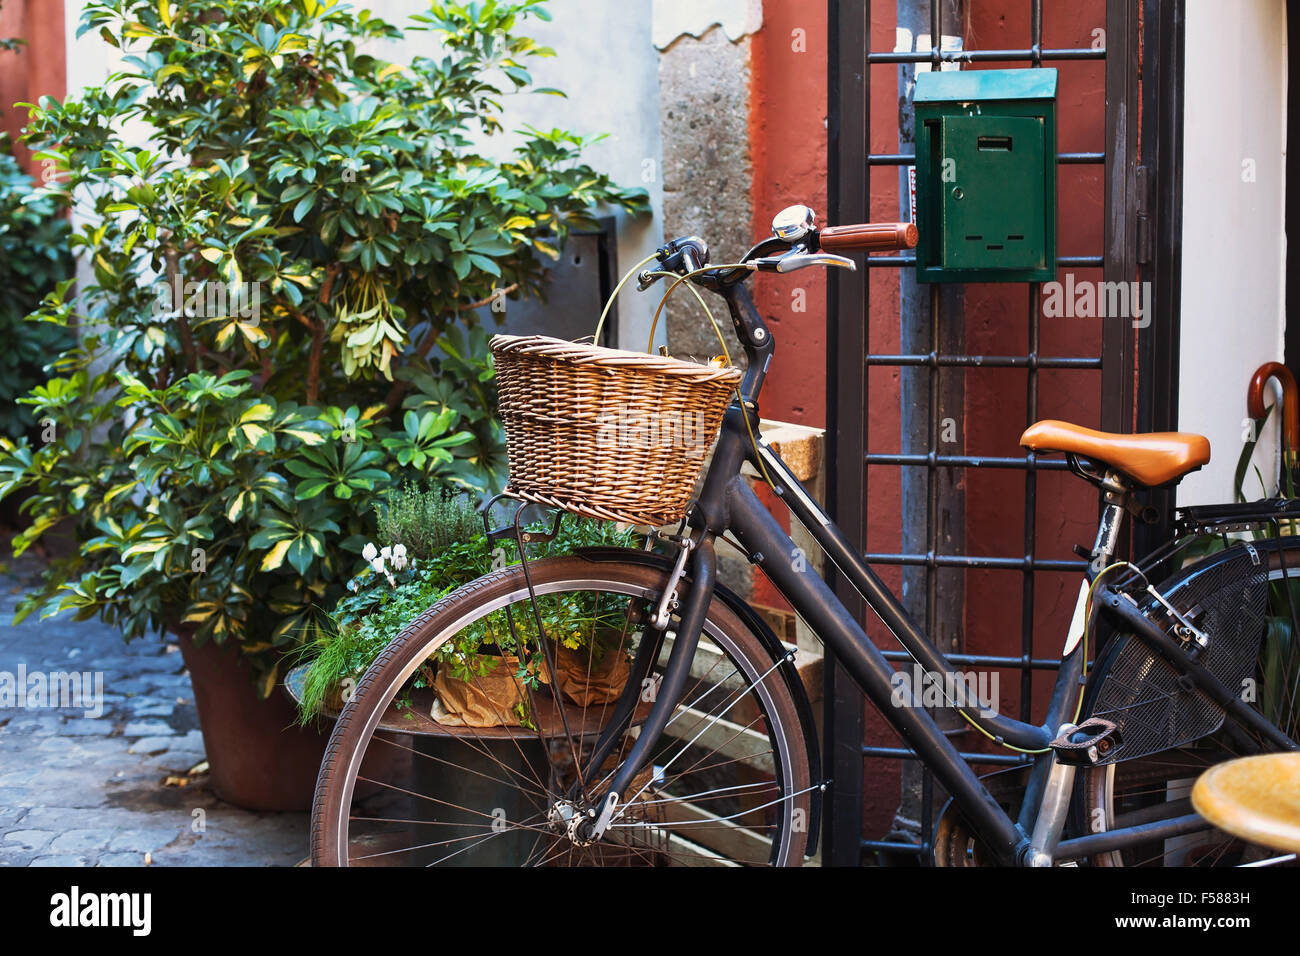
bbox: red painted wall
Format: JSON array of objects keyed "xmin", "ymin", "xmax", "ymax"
[
  {"xmin": 749, "ymin": 1, "xmax": 830, "ymax": 429},
  {"xmin": 745, "ymin": 2, "xmax": 830, "ymax": 612},
  {"xmin": 749, "ymin": 0, "xmax": 1109, "ymax": 844},
  {"xmin": 0, "ymin": 0, "xmax": 66, "ymax": 176}
]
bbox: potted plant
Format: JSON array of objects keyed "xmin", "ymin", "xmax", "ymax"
[
  {"xmin": 294, "ymin": 484, "xmax": 638, "ymax": 731},
  {"xmin": 0, "ymin": 0, "xmax": 645, "ymax": 809}
]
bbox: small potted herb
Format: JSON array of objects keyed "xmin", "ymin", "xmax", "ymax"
[{"xmin": 293, "ymin": 485, "xmax": 637, "ymax": 728}]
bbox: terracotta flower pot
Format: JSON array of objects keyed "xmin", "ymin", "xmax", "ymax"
[{"xmin": 176, "ymin": 627, "xmax": 342, "ymax": 812}]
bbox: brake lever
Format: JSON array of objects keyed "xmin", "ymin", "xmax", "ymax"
[{"xmin": 749, "ymin": 252, "xmax": 858, "ymax": 273}]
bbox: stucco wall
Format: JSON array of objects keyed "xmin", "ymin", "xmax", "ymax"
[
  {"xmin": 656, "ymin": 22, "xmax": 755, "ymax": 362},
  {"xmin": 747, "ymin": 1, "xmax": 829, "ymax": 428},
  {"xmin": 1177, "ymin": 0, "xmax": 1288, "ymax": 506}
]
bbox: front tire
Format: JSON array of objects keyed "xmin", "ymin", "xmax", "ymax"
[{"xmin": 311, "ymin": 554, "xmax": 814, "ymax": 866}]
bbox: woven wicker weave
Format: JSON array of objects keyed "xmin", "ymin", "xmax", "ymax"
[{"xmin": 491, "ymin": 334, "xmax": 743, "ymax": 526}]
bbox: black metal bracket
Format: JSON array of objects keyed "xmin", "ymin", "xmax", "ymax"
[
  {"xmin": 1175, "ymin": 497, "xmax": 1300, "ymax": 536},
  {"xmin": 480, "ymin": 491, "xmax": 565, "ymax": 546}
]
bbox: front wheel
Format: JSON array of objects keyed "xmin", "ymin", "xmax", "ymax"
[{"xmin": 311, "ymin": 554, "xmax": 815, "ymax": 866}]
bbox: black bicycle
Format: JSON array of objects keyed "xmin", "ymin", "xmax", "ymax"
[{"xmin": 311, "ymin": 206, "xmax": 1300, "ymax": 867}]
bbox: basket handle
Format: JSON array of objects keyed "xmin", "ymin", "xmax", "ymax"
[
  {"xmin": 592, "ymin": 252, "xmax": 741, "ymax": 369},
  {"xmin": 591, "ymin": 252, "xmax": 658, "ymax": 350}
]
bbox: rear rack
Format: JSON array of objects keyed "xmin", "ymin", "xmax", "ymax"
[{"xmin": 1175, "ymin": 498, "xmax": 1300, "ymax": 536}]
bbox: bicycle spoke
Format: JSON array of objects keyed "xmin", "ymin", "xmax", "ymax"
[
  {"xmin": 353, "ymin": 775, "xmax": 550, "ymax": 833},
  {"xmin": 317, "ymin": 566, "xmax": 810, "ymax": 867},
  {"xmin": 368, "ymin": 732, "xmax": 549, "ymax": 800},
  {"xmin": 621, "ymin": 659, "xmax": 788, "ymax": 811},
  {"xmin": 352, "ymin": 812, "xmax": 549, "ymax": 864}
]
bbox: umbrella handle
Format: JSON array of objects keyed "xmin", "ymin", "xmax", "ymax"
[{"xmin": 1247, "ymin": 361, "xmax": 1299, "ymax": 463}]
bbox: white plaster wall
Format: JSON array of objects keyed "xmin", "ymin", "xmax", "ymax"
[
  {"xmin": 1178, "ymin": 0, "xmax": 1288, "ymax": 505},
  {"xmin": 651, "ymin": 0, "xmax": 762, "ymax": 49}
]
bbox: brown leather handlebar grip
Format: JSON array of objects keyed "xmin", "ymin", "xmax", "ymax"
[
  {"xmin": 1247, "ymin": 361, "xmax": 1299, "ymax": 462},
  {"xmin": 819, "ymin": 221, "xmax": 918, "ymax": 252}
]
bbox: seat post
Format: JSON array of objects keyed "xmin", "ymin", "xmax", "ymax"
[{"xmin": 1089, "ymin": 469, "xmax": 1131, "ymax": 575}]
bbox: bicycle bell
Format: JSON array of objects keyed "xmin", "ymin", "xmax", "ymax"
[{"xmin": 771, "ymin": 204, "xmax": 816, "ymax": 242}]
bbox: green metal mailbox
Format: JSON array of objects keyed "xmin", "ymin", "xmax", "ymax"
[{"xmin": 913, "ymin": 68, "xmax": 1057, "ymax": 283}]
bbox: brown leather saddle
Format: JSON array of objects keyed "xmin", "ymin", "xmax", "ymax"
[{"xmin": 1020, "ymin": 420, "xmax": 1210, "ymax": 487}]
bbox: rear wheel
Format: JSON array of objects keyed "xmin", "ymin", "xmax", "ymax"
[
  {"xmin": 311, "ymin": 554, "xmax": 814, "ymax": 866},
  {"xmin": 1078, "ymin": 538, "xmax": 1300, "ymax": 866}
]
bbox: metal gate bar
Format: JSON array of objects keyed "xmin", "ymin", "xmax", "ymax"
[
  {"xmin": 825, "ymin": 0, "xmax": 1159, "ymax": 865},
  {"xmin": 825, "ymin": 0, "xmax": 871, "ymax": 865}
]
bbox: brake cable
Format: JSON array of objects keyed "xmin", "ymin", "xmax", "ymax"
[
  {"xmin": 952, "ymin": 560, "xmax": 1139, "ymax": 753},
  {"xmin": 592, "ymin": 251, "xmax": 658, "ymax": 345}
]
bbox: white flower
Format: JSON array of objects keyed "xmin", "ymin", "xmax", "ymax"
[
  {"xmin": 370, "ymin": 557, "xmax": 386, "ymax": 574},
  {"xmin": 391, "ymin": 543, "xmax": 408, "ymax": 571},
  {"xmin": 380, "ymin": 545, "xmax": 392, "ymax": 562},
  {"xmin": 362, "ymin": 542, "xmax": 378, "ymax": 562}
]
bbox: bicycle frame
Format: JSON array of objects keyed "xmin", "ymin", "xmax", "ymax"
[
  {"xmin": 711, "ymin": 406, "xmax": 1055, "ymax": 864},
  {"xmin": 589, "ymin": 274, "xmax": 1297, "ymax": 866}
]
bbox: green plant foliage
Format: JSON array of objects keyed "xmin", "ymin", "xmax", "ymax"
[
  {"xmin": 0, "ymin": 141, "xmax": 75, "ymax": 439},
  {"xmin": 0, "ymin": 0, "xmax": 647, "ymax": 696},
  {"xmin": 1259, "ymin": 590, "xmax": 1298, "ymax": 742},
  {"xmin": 377, "ymin": 481, "xmax": 481, "ymax": 561},
  {"xmin": 295, "ymin": 505, "xmax": 637, "ymax": 722},
  {"xmin": 1220, "ymin": 399, "xmax": 1300, "ymax": 740},
  {"xmin": 1234, "ymin": 403, "xmax": 1296, "ymax": 503}
]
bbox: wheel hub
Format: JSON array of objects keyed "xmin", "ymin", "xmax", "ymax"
[{"xmin": 547, "ymin": 799, "xmax": 598, "ymax": 846}]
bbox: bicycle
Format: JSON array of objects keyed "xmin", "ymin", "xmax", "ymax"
[{"xmin": 310, "ymin": 206, "xmax": 1300, "ymax": 867}]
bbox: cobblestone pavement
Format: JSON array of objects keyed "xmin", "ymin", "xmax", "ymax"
[{"xmin": 0, "ymin": 547, "xmax": 308, "ymax": 866}]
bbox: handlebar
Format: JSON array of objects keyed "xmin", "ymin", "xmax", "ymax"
[
  {"xmin": 818, "ymin": 221, "xmax": 918, "ymax": 253},
  {"xmin": 643, "ymin": 209, "xmax": 920, "ymax": 290},
  {"xmin": 635, "ymin": 207, "xmax": 919, "ymax": 405}
]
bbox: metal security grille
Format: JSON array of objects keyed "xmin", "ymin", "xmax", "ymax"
[{"xmin": 823, "ymin": 0, "xmax": 1185, "ymax": 864}]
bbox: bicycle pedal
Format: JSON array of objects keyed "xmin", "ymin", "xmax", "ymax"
[{"xmin": 1048, "ymin": 717, "xmax": 1122, "ymax": 766}]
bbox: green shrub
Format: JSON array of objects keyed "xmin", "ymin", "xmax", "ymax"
[
  {"xmin": 0, "ymin": 0, "xmax": 646, "ymax": 696},
  {"xmin": 378, "ymin": 481, "xmax": 481, "ymax": 562},
  {"xmin": 0, "ymin": 140, "xmax": 74, "ymax": 440}
]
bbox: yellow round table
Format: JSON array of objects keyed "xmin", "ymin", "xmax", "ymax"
[{"xmin": 1191, "ymin": 752, "xmax": 1300, "ymax": 854}]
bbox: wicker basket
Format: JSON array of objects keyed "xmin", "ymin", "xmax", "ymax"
[{"xmin": 491, "ymin": 334, "xmax": 743, "ymax": 526}]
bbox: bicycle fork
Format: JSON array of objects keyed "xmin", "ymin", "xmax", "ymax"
[{"xmin": 578, "ymin": 535, "xmax": 717, "ymax": 842}]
